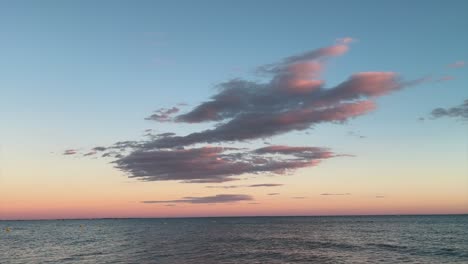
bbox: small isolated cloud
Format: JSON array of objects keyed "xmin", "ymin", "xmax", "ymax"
[
  {"xmin": 63, "ymin": 149, "xmax": 78, "ymax": 155},
  {"xmin": 430, "ymin": 99, "xmax": 468, "ymax": 121},
  {"xmin": 375, "ymin": 195, "xmax": 385, "ymax": 198},
  {"xmin": 336, "ymin": 37, "xmax": 356, "ymax": 44},
  {"xmin": 205, "ymin": 185, "xmax": 241, "ymax": 189},
  {"xmin": 320, "ymin": 193, "xmax": 351, "ymax": 196},
  {"xmin": 448, "ymin": 61, "xmax": 465, "ymax": 68},
  {"xmin": 142, "ymin": 194, "xmax": 253, "ymax": 204},
  {"xmin": 267, "ymin": 193, "xmax": 280, "ymax": 196},
  {"xmin": 292, "ymin": 196, "xmax": 306, "ymax": 199}
]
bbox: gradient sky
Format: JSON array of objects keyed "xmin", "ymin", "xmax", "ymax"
[{"xmin": 1, "ymin": 0, "xmax": 467, "ymax": 220}]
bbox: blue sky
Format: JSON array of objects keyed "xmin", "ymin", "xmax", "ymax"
[
  {"xmin": 1, "ymin": 1, "xmax": 467, "ymax": 140},
  {"xmin": 0, "ymin": 1, "xmax": 467, "ymax": 219}
]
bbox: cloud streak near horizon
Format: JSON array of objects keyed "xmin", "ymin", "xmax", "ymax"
[
  {"xmin": 205, "ymin": 183, "xmax": 284, "ymax": 189},
  {"xmin": 71, "ymin": 39, "xmax": 432, "ymax": 184},
  {"xmin": 142, "ymin": 194, "xmax": 253, "ymax": 204}
]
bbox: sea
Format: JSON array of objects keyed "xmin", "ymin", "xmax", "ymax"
[{"xmin": 1, "ymin": 215, "xmax": 467, "ymax": 263}]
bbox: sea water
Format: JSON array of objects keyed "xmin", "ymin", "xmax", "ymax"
[{"xmin": 1, "ymin": 215, "xmax": 467, "ymax": 263}]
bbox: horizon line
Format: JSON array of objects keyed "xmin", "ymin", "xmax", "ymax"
[{"xmin": 2, "ymin": 213, "xmax": 467, "ymax": 221}]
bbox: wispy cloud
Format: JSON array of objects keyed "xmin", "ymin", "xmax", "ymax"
[
  {"xmin": 448, "ymin": 61, "xmax": 465, "ymax": 68},
  {"xmin": 142, "ymin": 194, "xmax": 253, "ymax": 204},
  {"xmin": 205, "ymin": 183, "xmax": 284, "ymax": 189},
  {"xmin": 92, "ymin": 146, "xmax": 107, "ymax": 152},
  {"xmin": 320, "ymin": 193, "xmax": 351, "ymax": 196},
  {"xmin": 430, "ymin": 99, "xmax": 468, "ymax": 121},
  {"xmin": 145, "ymin": 107, "xmax": 179, "ymax": 122},
  {"xmin": 248, "ymin": 183, "xmax": 283, "ymax": 187},
  {"xmin": 336, "ymin": 37, "xmax": 355, "ymax": 44},
  {"xmin": 347, "ymin": 131, "xmax": 366, "ymax": 139},
  {"xmin": 63, "ymin": 149, "xmax": 78, "ymax": 155},
  {"xmin": 205, "ymin": 185, "xmax": 242, "ymax": 189},
  {"xmin": 267, "ymin": 193, "xmax": 280, "ymax": 196},
  {"xmin": 436, "ymin": 76, "xmax": 455, "ymax": 82}
]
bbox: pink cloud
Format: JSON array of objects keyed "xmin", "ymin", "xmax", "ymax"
[
  {"xmin": 333, "ymin": 72, "xmax": 399, "ymax": 97},
  {"xmin": 276, "ymin": 61, "xmax": 324, "ymax": 94},
  {"xmin": 322, "ymin": 44, "xmax": 349, "ymax": 56},
  {"xmin": 81, "ymin": 39, "xmax": 427, "ymax": 183},
  {"xmin": 437, "ymin": 76, "xmax": 455, "ymax": 82}
]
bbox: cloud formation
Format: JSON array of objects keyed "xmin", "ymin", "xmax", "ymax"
[
  {"xmin": 430, "ymin": 99, "xmax": 468, "ymax": 121},
  {"xmin": 320, "ymin": 193, "xmax": 351, "ymax": 196},
  {"xmin": 141, "ymin": 40, "xmax": 420, "ymax": 149},
  {"xmin": 114, "ymin": 145, "xmax": 338, "ymax": 183},
  {"xmin": 76, "ymin": 39, "xmax": 427, "ymax": 184},
  {"xmin": 142, "ymin": 194, "xmax": 253, "ymax": 204}
]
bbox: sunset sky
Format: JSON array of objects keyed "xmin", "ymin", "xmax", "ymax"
[{"xmin": 1, "ymin": 0, "xmax": 467, "ymax": 220}]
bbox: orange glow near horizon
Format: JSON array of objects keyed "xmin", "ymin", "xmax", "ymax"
[{"xmin": 1, "ymin": 156, "xmax": 467, "ymax": 220}]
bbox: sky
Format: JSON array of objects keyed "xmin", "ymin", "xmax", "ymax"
[{"xmin": 0, "ymin": 0, "xmax": 467, "ymax": 220}]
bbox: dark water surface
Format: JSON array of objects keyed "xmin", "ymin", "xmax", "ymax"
[{"xmin": 1, "ymin": 215, "xmax": 467, "ymax": 263}]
